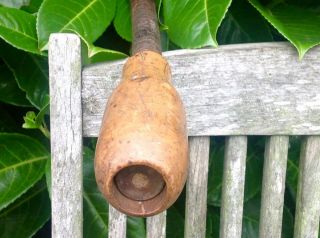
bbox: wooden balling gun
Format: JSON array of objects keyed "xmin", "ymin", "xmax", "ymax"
[{"xmin": 94, "ymin": 0, "xmax": 188, "ymax": 217}]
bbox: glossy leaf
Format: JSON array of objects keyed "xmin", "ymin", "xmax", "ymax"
[
  {"xmin": 88, "ymin": 46, "xmax": 127, "ymax": 63},
  {"xmin": 249, "ymin": 0, "xmax": 320, "ymax": 58},
  {"xmin": 80, "ymin": 36, "xmax": 127, "ymax": 64},
  {"xmin": 0, "ymin": 179, "xmax": 50, "ymax": 238},
  {"xmin": 82, "ymin": 147, "xmax": 108, "ymax": 237},
  {"xmin": 127, "ymin": 216, "xmax": 146, "ymax": 238},
  {"xmin": 217, "ymin": 0, "xmax": 273, "ymax": 44},
  {"xmin": 2, "ymin": 44, "xmax": 49, "ymax": 109},
  {"xmin": 114, "ymin": 0, "xmax": 132, "ymax": 41},
  {"xmin": 0, "ymin": 7, "xmax": 39, "ymax": 54},
  {"xmin": 163, "ymin": 0, "xmax": 232, "ymax": 48},
  {"xmin": 37, "ymin": 0, "xmax": 116, "ymax": 50},
  {"xmin": 0, "ymin": 133, "xmax": 49, "ymax": 210},
  {"xmin": 0, "ymin": 65, "xmax": 31, "ymax": 107},
  {"xmin": 166, "ymin": 206, "xmax": 184, "ymax": 238}
]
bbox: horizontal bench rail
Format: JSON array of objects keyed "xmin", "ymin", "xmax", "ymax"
[{"xmin": 82, "ymin": 43, "xmax": 320, "ymax": 136}]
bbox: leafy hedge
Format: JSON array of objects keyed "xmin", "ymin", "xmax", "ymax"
[{"xmin": 0, "ymin": 0, "xmax": 319, "ymax": 237}]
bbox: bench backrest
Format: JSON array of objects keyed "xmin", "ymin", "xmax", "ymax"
[{"xmin": 49, "ymin": 33, "xmax": 320, "ymax": 238}]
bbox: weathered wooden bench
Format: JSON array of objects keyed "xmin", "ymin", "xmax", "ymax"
[{"xmin": 49, "ymin": 33, "xmax": 320, "ymax": 238}]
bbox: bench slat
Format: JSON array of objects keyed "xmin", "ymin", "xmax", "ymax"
[
  {"xmin": 294, "ymin": 136, "xmax": 320, "ymax": 238},
  {"xmin": 108, "ymin": 206, "xmax": 126, "ymax": 238},
  {"xmin": 259, "ymin": 136, "xmax": 289, "ymax": 238},
  {"xmin": 49, "ymin": 34, "xmax": 83, "ymax": 238},
  {"xmin": 82, "ymin": 43, "xmax": 320, "ymax": 136},
  {"xmin": 147, "ymin": 211, "xmax": 166, "ymax": 238},
  {"xmin": 220, "ymin": 136, "xmax": 247, "ymax": 238},
  {"xmin": 185, "ymin": 137, "xmax": 210, "ymax": 238}
]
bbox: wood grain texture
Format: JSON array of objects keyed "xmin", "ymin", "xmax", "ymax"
[
  {"xmin": 108, "ymin": 205, "xmax": 126, "ymax": 238},
  {"xmin": 259, "ymin": 136, "xmax": 289, "ymax": 238},
  {"xmin": 82, "ymin": 43, "xmax": 320, "ymax": 136},
  {"xmin": 49, "ymin": 34, "xmax": 83, "ymax": 238},
  {"xmin": 147, "ymin": 211, "xmax": 166, "ymax": 238},
  {"xmin": 294, "ymin": 136, "xmax": 320, "ymax": 238},
  {"xmin": 220, "ymin": 136, "xmax": 247, "ymax": 238},
  {"xmin": 185, "ymin": 137, "xmax": 210, "ymax": 238}
]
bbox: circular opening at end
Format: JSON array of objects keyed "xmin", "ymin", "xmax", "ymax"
[{"xmin": 114, "ymin": 165, "xmax": 165, "ymax": 201}]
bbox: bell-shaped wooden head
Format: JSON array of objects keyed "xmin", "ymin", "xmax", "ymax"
[{"xmin": 94, "ymin": 51, "xmax": 188, "ymax": 216}]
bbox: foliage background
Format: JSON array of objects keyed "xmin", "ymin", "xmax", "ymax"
[{"xmin": 0, "ymin": 0, "xmax": 319, "ymax": 237}]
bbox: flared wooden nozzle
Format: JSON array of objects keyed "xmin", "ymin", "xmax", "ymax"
[{"xmin": 94, "ymin": 51, "xmax": 188, "ymax": 217}]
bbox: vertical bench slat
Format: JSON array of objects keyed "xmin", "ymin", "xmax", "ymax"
[
  {"xmin": 220, "ymin": 136, "xmax": 248, "ymax": 238},
  {"xmin": 185, "ymin": 136, "xmax": 210, "ymax": 238},
  {"xmin": 108, "ymin": 205, "xmax": 126, "ymax": 238},
  {"xmin": 49, "ymin": 34, "xmax": 83, "ymax": 238},
  {"xmin": 147, "ymin": 211, "xmax": 166, "ymax": 238},
  {"xmin": 259, "ymin": 136, "xmax": 289, "ymax": 238},
  {"xmin": 294, "ymin": 136, "xmax": 320, "ymax": 238}
]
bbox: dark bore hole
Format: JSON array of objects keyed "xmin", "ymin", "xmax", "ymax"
[{"xmin": 114, "ymin": 165, "xmax": 165, "ymax": 201}]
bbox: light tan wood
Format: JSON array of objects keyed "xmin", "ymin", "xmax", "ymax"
[
  {"xmin": 259, "ymin": 136, "xmax": 289, "ymax": 238},
  {"xmin": 95, "ymin": 51, "xmax": 188, "ymax": 217},
  {"xmin": 185, "ymin": 137, "xmax": 210, "ymax": 238}
]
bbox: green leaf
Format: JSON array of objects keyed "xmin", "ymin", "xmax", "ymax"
[
  {"xmin": 0, "ymin": 179, "xmax": 50, "ymax": 238},
  {"xmin": 205, "ymin": 207, "xmax": 220, "ymax": 237},
  {"xmin": 37, "ymin": 0, "xmax": 116, "ymax": 50},
  {"xmin": 88, "ymin": 46, "xmax": 127, "ymax": 63},
  {"xmin": 0, "ymin": 7, "xmax": 40, "ymax": 54},
  {"xmin": 127, "ymin": 216, "xmax": 146, "ymax": 238},
  {"xmin": 2, "ymin": 44, "xmax": 49, "ymax": 109},
  {"xmin": 163, "ymin": 0, "xmax": 232, "ymax": 48},
  {"xmin": 114, "ymin": 0, "xmax": 132, "ymax": 41},
  {"xmin": 80, "ymin": 36, "xmax": 127, "ymax": 64},
  {"xmin": 249, "ymin": 0, "xmax": 320, "ymax": 58},
  {"xmin": 166, "ymin": 206, "xmax": 184, "ymax": 238},
  {"xmin": 0, "ymin": 133, "xmax": 49, "ymax": 210},
  {"xmin": 217, "ymin": 0, "xmax": 273, "ymax": 44},
  {"xmin": 22, "ymin": 101, "xmax": 50, "ymax": 138},
  {"xmin": 82, "ymin": 147, "xmax": 108, "ymax": 238},
  {"xmin": 0, "ymin": 0, "xmax": 30, "ymax": 8},
  {"xmin": 0, "ymin": 64, "xmax": 31, "ymax": 107},
  {"xmin": 285, "ymin": 137, "xmax": 301, "ymax": 200}
]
